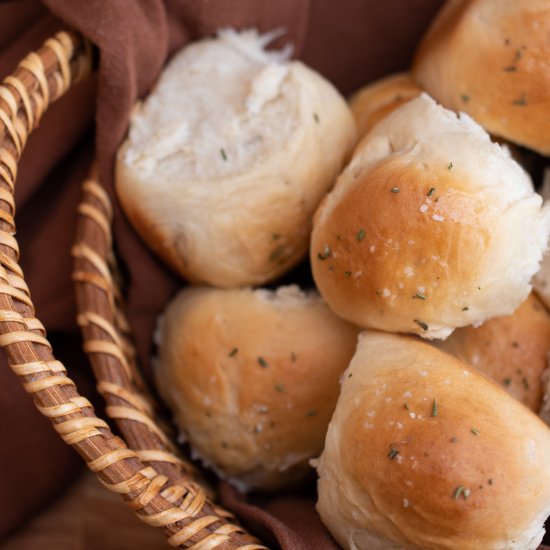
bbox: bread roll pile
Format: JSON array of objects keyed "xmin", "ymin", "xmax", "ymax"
[
  {"xmin": 118, "ymin": 29, "xmax": 360, "ymax": 492},
  {"xmin": 313, "ymin": 2, "xmax": 550, "ymax": 548},
  {"xmin": 116, "ymin": 3, "xmax": 550, "ymax": 548}
]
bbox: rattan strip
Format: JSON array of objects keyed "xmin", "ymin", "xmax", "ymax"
[
  {"xmin": 74, "ymin": 175, "xmax": 267, "ymax": 547},
  {"xmin": 74, "ymin": 179, "xmax": 187, "ymax": 456},
  {"xmin": 131, "ymin": 473, "xmax": 171, "ymax": 508},
  {"xmin": 135, "ymin": 449, "xmax": 189, "ymax": 467},
  {"xmin": 13, "ymin": 359, "xmax": 66, "ymax": 376},
  {"xmin": 72, "ymin": 243, "xmax": 114, "ymax": 282},
  {"xmin": 77, "ymin": 203, "xmax": 111, "ymax": 241},
  {"xmin": 79, "ymin": 308, "xmax": 151, "ymax": 399},
  {"xmin": 97, "ymin": 380, "xmax": 154, "ymax": 415},
  {"xmin": 106, "ymin": 406, "xmax": 174, "ymax": 448},
  {"xmin": 83, "ymin": 178, "xmax": 113, "ymax": 219},
  {"xmin": 163, "ymin": 484, "xmax": 194, "ymax": 503},
  {"xmin": 0, "ymin": 308, "xmax": 32, "ymax": 323},
  {"xmin": 72, "ymin": 270, "xmax": 113, "ymax": 293},
  {"xmin": 99, "ymin": 466, "xmax": 157, "ymax": 494},
  {"xmin": 78, "ymin": 310, "xmax": 125, "ymax": 349},
  {"xmin": 36, "ymin": 397, "xmax": 92, "ymax": 418},
  {"xmin": 0, "ymin": 109, "xmax": 22, "ymax": 155},
  {"xmin": 4, "ymin": 76, "xmax": 35, "ymax": 131},
  {"xmin": 0, "ymin": 86, "xmax": 17, "ymax": 118},
  {"xmin": 0, "ymin": 148, "xmax": 17, "ymax": 185},
  {"xmin": 0, "ymin": 30, "xmax": 264, "ymax": 549},
  {"xmin": 70, "ymin": 70, "xmax": 266, "ymax": 550}
]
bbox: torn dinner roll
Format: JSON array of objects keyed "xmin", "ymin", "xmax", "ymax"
[
  {"xmin": 311, "ymin": 94, "xmax": 550, "ymax": 339},
  {"xmin": 154, "ymin": 285, "xmax": 359, "ymax": 491},
  {"xmin": 316, "ymin": 331, "xmax": 550, "ymax": 550},
  {"xmin": 116, "ymin": 29, "xmax": 356, "ymax": 287}
]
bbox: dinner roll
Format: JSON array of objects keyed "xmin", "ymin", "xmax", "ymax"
[
  {"xmin": 316, "ymin": 331, "xmax": 550, "ymax": 550},
  {"xmin": 116, "ymin": 29, "xmax": 356, "ymax": 287},
  {"xmin": 412, "ymin": 0, "xmax": 550, "ymax": 155},
  {"xmin": 437, "ymin": 293, "xmax": 550, "ymax": 413},
  {"xmin": 349, "ymin": 73, "xmax": 421, "ymax": 139},
  {"xmin": 311, "ymin": 94, "xmax": 550, "ymax": 339},
  {"xmin": 154, "ymin": 285, "xmax": 359, "ymax": 491}
]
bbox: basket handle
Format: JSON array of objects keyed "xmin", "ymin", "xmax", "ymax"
[{"xmin": 0, "ymin": 30, "xmax": 265, "ymax": 549}]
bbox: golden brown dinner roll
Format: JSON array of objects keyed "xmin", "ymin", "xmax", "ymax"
[
  {"xmin": 412, "ymin": 0, "xmax": 550, "ymax": 155},
  {"xmin": 437, "ymin": 293, "xmax": 550, "ymax": 412},
  {"xmin": 349, "ymin": 73, "xmax": 421, "ymax": 139},
  {"xmin": 311, "ymin": 94, "xmax": 550, "ymax": 339},
  {"xmin": 116, "ymin": 29, "xmax": 356, "ymax": 288},
  {"xmin": 349, "ymin": 74, "xmax": 527, "ymax": 166},
  {"xmin": 316, "ymin": 331, "xmax": 550, "ymax": 550},
  {"xmin": 154, "ymin": 285, "xmax": 359, "ymax": 491}
]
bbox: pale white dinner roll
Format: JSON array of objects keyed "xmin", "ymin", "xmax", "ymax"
[
  {"xmin": 116, "ymin": 29, "xmax": 356, "ymax": 287},
  {"xmin": 412, "ymin": 0, "xmax": 550, "ymax": 155},
  {"xmin": 349, "ymin": 73, "xmax": 421, "ymax": 139},
  {"xmin": 437, "ymin": 293, "xmax": 550, "ymax": 413},
  {"xmin": 154, "ymin": 285, "xmax": 359, "ymax": 491},
  {"xmin": 311, "ymin": 94, "xmax": 550, "ymax": 339},
  {"xmin": 316, "ymin": 331, "xmax": 550, "ymax": 550}
]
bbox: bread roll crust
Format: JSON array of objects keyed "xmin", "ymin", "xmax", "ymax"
[
  {"xmin": 312, "ymin": 158, "xmax": 492, "ymax": 338},
  {"xmin": 317, "ymin": 332, "xmax": 550, "ymax": 550},
  {"xmin": 155, "ymin": 285, "xmax": 359, "ymax": 491},
  {"xmin": 437, "ymin": 293, "xmax": 550, "ymax": 412},
  {"xmin": 116, "ymin": 30, "xmax": 356, "ymax": 287},
  {"xmin": 311, "ymin": 95, "xmax": 550, "ymax": 339},
  {"xmin": 412, "ymin": 0, "xmax": 550, "ymax": 155},
  {"xmin": 349, "ymin": 73, "xmax": 421, "ymax": 139}
]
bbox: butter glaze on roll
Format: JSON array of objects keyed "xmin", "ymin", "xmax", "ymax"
[
  {"xmin": 311, "ymin": 94, "xmax": 550, "ymax": 339},
  {"xmin": 316, "ymin": 331, "xmax": 550, "ymax": 550},
  {"xmin": 412, "ymin": 0, "xmax": 550, "ymax": 155},
  {"xmin": 154, "ymin": 285, "xmax": 359, "ymax": 491},
  {"xmin": 116, "ymin": 29, "xmax": 356, "ymax": 287}
]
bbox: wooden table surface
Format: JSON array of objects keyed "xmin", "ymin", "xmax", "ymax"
[{"xmin": 1, "ymin": 472, "xmax": 170, "ymax": 549}]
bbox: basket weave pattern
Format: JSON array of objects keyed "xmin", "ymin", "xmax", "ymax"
[{"xmin": 1, "ymin": 30, "xmax": 265, "ymax": 549}]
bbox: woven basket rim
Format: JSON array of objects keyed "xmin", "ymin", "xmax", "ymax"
[
  {"xmin": 74, "ymin": 167, "xmax": 267, "ymax": 548},
  {"xmin": 0, "ymin": 29, "xmax": 264, "ymax": 550}
]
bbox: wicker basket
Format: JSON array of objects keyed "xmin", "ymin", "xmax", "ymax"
[
  {"xmin": 5, "ymin": 27, "xmax": 550, "ymax": 550},
  {"xmin": 0, "ymin": 30, "xmax": 264, "ymax": 549}
]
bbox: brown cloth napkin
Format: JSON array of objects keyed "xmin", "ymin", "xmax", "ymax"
[{"xmin": 0, "ymin": 0, "xmax": 466, "ymax": 546}]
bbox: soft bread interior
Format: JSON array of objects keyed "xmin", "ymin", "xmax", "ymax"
[{"xmin": 122, "ymin": 29, "xmax": 296, "ymax": 180}]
